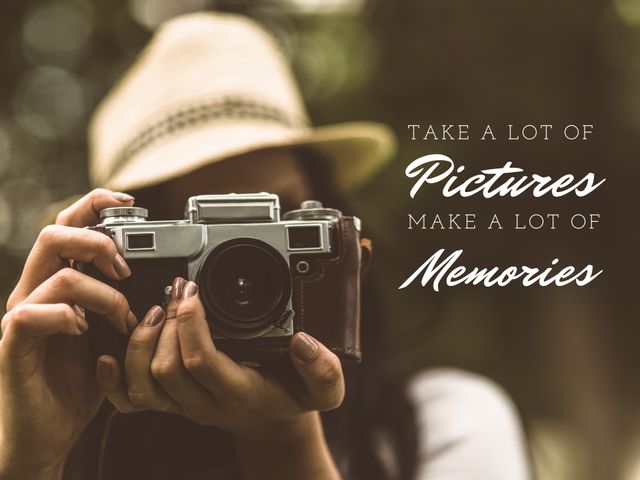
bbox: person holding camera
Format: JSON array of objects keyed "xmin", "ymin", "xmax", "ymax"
[{"xmin": 0, "ymin": 13, "xmax": 530, "ymax": 480}]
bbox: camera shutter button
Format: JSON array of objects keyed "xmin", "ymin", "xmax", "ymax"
[
  {"xmin": 283, "ymin": 201, "xmax": 342, "ymax": 221},
  {"xmin": 300, "ymin": 200, "xmax": 323, "ymax": 209}
]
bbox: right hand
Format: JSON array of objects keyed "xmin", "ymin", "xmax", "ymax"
[{"xmin": 0, "ymin": 189, "xmax": 138, "ymax": 479}]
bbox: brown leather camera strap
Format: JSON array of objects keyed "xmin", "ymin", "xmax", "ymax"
[{"xmin": 360, "ymin": 238, "xmax": 373, "ymax": 276}]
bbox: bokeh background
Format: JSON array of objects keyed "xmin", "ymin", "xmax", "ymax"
[{"xmin": 0, "ymin": 0, "xmax": 638, "ymax": 478}]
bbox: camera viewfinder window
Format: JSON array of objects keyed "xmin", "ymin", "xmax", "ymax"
[
  {"xmin": 288, "ymin": 226, "xmax": 322, "ymax": 250},
  {"xmin": 126, "ymin": 233, "xmax": 156, "ymax": 251}
]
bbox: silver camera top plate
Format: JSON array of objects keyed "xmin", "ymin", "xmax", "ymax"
[{"xmin": 187, "ymin": 193, "xmax": 280, "ymax": 224}]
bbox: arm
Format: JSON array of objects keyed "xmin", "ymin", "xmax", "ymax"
[
  {"xmin": 232, "ymin": 412, "xmax": 340, "ymax": 480},
  {"xmin": 0, "ymin": 449, "xmax": 65, "ymax": 480}
]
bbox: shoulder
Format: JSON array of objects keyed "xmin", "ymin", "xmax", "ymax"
[{"xmin": 407, "ymin": 368, "xmax": 531, "ymax": 480}]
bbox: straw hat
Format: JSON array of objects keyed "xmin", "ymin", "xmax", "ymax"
[{"xmin": 89, "ymin": 11, "xmax": 396, "ymax": 193}]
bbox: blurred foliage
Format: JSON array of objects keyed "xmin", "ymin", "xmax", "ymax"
[{"xmin": 0, "ymin": 0, "xmax": 639, "ymax": 479}]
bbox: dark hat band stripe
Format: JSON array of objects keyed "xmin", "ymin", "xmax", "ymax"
[{"xmin": 106, "ymin": 96, "xmax": 306, "ymax": 181}]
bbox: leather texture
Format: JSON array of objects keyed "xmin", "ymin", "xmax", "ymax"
[{"xmin": 292, "ymin": 216, "xmax": 363, "ymax": 363}]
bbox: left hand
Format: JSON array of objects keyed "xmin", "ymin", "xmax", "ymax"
[{"xmin": 96, "ymin": 277, "xmax": 345, "ymax": 433}]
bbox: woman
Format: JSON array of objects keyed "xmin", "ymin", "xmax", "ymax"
[{"xmin": 0, "ymin": 12, "xmax": 530, "ymax": 479}]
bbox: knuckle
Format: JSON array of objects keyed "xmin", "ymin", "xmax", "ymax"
[
  {"xmin": 9, "ymin": 305, "xmax": 32, "ymax": 327},
  {"xmin": 126, "ymin": 335, "xmax": 150, "ymax": 354},
  {"xmin": 94, "ymin": 233, "xmax": 116, "ymax": 255},
  {"xmin": 3, "ymin": 307, "xmax": 28, "ymax": 335},
  {"xmin": 127, "ymin": 389, "xmax": 153, "ymax": 407},
  {"xmin": 182, "ymin": 354, "xmax": 211, "ymax": 375},
  {"xmin": 55, "ymin": 209, "xmax": 71, "ymax": 225},
  {"xmin": 62, "ymin": 306, "xmax": 78, "ymax": 328},
  {"xmin": 316, "ymin": 355, "xmax": 343, "ymax": 388},
  {"xmin": 176, "ymin": 303, "xmax": 199, "ymax": 325},
  {"xmin": 38, "ymin": 224, "xmax": 61, "ymax": 243},
  {"xmin": 109, "ymin": 290, "xmax": 129, "ymax": 315},
  {"xmin": 50, "ymin": 267, "xmax": 78, "ymax": 291},
  {"xmin": 151, "ymin": 359, "xmax": 178, "ymax": 382}
]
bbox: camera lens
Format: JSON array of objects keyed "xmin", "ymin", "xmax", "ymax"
[
  {"xmin": 230, "ymin": 277, "xmax": 254, "ymax": 306},
  {"xmin": 198, "ymin": 239, "xmax": 291, "ymax": 334}
]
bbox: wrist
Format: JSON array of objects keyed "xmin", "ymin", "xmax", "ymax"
[
  {"xmin": 231, "ymin": 411, "xmax": 320, "ymax": 444},
  {"xmin": 0, "ymin": 457, "xmax": 64, "ymax": 480},
  {"xmin": 231, "ymin": 412, "xmax": 340, "ymax": 479},
  {"xmin": 0, "ymin": 436, "xmax": 66, "ymax": 480}
]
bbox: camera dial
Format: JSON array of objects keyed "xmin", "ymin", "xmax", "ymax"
[
  {"xmin": 100, "ymin": 207, "xmax": 149, "ymax": 225},
  {"xmin": 283, "ymin": 200, "xmax": 341, "ymax": 222}
]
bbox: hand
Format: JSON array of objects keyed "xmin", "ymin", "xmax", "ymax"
[
  {"xmin": 98, "ymin": 276, "xmax": 344, "ymax": 478},
  {"xmin": 0, "ymin": 189, "xmax": 138, "ymax": 479},
  {"xmin": 97, "ymin": 277, "xmax": 345, "ymax": 433}
]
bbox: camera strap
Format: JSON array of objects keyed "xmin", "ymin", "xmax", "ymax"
[{"xmin": 360, "ymin": 238, "xmax": 373, "ymax": 277}]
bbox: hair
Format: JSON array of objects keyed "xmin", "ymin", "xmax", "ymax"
[{"xmin": 295, "ymin": 147, "xmax": 417, "ymax": 480}]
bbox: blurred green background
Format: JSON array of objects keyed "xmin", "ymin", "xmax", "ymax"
[{"xmin": 0, "ymin": 0, "xmax": 638, "ymax": 479}]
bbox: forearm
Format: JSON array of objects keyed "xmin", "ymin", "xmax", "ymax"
[
  {"xmin": 0, "ymin": 429, "xmax": 66, "ymax": 480},
  {"xmin": 0, "ymin": 446, "xmax": 65, "ymax": 480},
  {"xmin": 232, "ymin": 411, "xmax": 341, "ymax": 480},
  {"xmin": 0, "ymin": 462, "xmax": 64, "ymax": 480}
]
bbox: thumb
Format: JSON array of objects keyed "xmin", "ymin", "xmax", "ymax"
[{"xmin": 289, "ymin": 332, "xmax": 345, "ymax": 411}]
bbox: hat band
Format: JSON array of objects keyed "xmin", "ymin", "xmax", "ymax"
[{"xmin": 106, "ymin": 96, "xmax": 306, "ymax": 181}]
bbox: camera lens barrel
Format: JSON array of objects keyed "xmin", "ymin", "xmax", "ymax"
[{"xmin": 197, "ymin": 238, "xmax": 291, "ymax": 337}]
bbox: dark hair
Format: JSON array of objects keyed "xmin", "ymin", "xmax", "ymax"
[{"xmin": 296, "ymin": 147, "xmax": 417, "ymax": 480}]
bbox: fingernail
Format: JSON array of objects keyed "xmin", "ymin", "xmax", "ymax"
[
  {"xmin": 183, "ymin": 281, "xmax": 198, "ymax": 299},
  {"xmin": 113, "ymin": 254, "xmax": 132, "ymax": 278},
  {"xmin": 292, "ymin": 332, "xmax": 319, "ymax": 362},
  {"xmin": 76, "ymin": 315, "xmax": 89, "ymax": 333},
  {"xmin": 97, "ymin": 358, "xmax": 111, "ymax": 382},
  {"xmin": 171, "ymin": 277, "xmax": 186, "ymax": 300},
  {"xmin": 112, "ymin": 192, "xmax": 134, "ymax": 202},
  {"xmin": 143, "ymin": 306, "xmax": 165, "ymax": 327},
  {"xmin": 126, "ymin": 311, "xmax": 138, "ymax": 333}
]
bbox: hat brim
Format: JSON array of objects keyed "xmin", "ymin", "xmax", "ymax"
[{"xmin": 97, "ymin": 120, "xmax": 396, "ymax": 193}]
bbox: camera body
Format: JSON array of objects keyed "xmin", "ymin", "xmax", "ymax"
[{"xmin": 80, "ymin": 193, "xmax": 365, "ymax": 365}]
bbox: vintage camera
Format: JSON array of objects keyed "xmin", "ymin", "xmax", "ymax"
[{"xmin": 80, "ymin": 193, "xmax": 367, "ymax": 365}]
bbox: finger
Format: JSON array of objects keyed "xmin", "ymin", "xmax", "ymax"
[
  {"xmin": 97, "ymin": 356, "xmax": 145, "ymax": 414},
  {"xmin": 55, "ymin": 188, "xmax": 135, "ymax": 228},
  {"xmin": 24, "ymin": 268, "xmax": 137, "ymax": 335},
  {"xmin": 289, "ymin": 333, "xmax": 345, "ymax": 411},
  {"xmin": 1, "ymin": 304, "xmax": 86, "ymax": 358},
  {"xmin": 151, "ymin": 278, "xmax": 215, "ymax": 412},
  {"xmin": 8, "ymin": 225, "xmax": 131, "ymax": 308},
  {"xmin": 175, "ymin": 282, "xmax": 249, "ymax": 400},
  {"xmin": 125, "ymin": 306, "xmax": 180, "ymax": 412}
]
